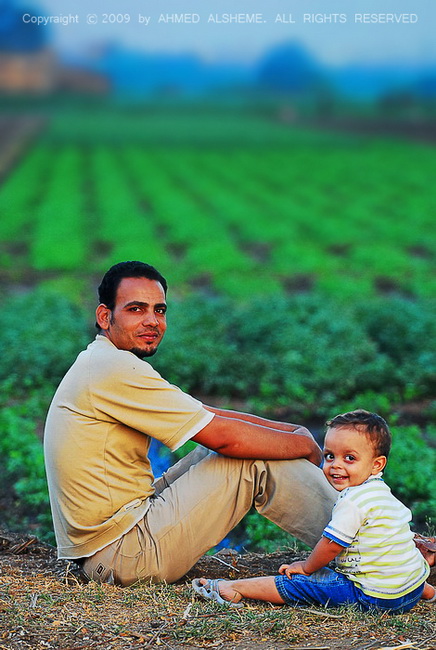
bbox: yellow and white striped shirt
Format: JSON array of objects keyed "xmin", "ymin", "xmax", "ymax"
[{"xmin": 323, "ymin": 475, "xmax": 429, "ymax": 599}]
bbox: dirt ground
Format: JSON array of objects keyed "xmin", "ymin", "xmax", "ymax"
[{"xmin": 0, "ymin": 529, "xmax": 435, "ymax": 650}]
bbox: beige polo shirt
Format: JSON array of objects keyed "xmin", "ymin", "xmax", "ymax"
[{"xmin": 44, "ymin": 335, "xmax": 214, "ymax": 559}]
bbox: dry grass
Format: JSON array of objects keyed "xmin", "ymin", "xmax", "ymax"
[{"xmin": 0, "ymin": 531, "xmax": 435, "ymax": 650}]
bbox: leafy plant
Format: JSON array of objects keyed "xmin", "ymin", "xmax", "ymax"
[
  {"xmin": 0, "ymin": 287, "xmax": 91, "ymax": 394},
  {"xmin": 0, "ymin": 287, "xmax": 92, "ymax": 540},
  {"xmin": 154, "ymin": 293, "xmax": 393, "ymax": 417},
  {"xmin": 355, "ymin": 296, "xmax": 436, "ymax": 400},
  {"xmin": 0, "ymin": 399, "xmax": 52, "ymax": 540},
  {"xmin": 384, "ymin": 425, "xmax": 436, "ymax": 528}
]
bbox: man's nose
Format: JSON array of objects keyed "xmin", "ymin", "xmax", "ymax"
[{"xmin": 142, "ymin": 310, "xmax": 159, "ymax": 326}]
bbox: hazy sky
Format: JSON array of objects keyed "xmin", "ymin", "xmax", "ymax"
[{"xmin": 23, "ymin": 0, "xmax": 436, "ymax": 66}]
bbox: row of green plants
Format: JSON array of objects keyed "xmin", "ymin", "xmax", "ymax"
[
  {"xmin": 31, "ymin": 146, "xmax": 88, "ymax": 270},
  {"xmin": 0, "ymin": 146, "xmax": 52, "ymax": 242},
  {"xmin": 1, "ymin": 121, "xmax": 435, "ymax": 300},
  {"xmin": 0, "ymin": 286, "xmax": 434, "ymax": 546}
]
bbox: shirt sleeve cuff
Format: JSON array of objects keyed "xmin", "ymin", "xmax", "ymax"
[
  {"xmin": 323, "ymin": 531, "xmax": 350, "ymax": 547},
  {"xmin": 170, "ymin": 410, "xmax": 215, "ymax": 451}
]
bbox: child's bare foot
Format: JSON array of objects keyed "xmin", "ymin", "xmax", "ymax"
[
  {"xmin": 214, "ymin": 579, "xmax": 243, "ymax": 604},
  {"xmin": 193, "ymin": 575, "xmax": 285, "ymax": 606},
  {"xmin": 192, "ymin": 578, "xmax": 243, "ymax": 607}
]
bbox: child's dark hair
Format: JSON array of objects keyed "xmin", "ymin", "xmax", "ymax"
[{"xmin": 326, "ymin": 409, "xmax": 391, "ymax": 459}]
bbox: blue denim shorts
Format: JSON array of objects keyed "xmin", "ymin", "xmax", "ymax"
[{"xmin": 275, "ymin": 567, "xmax": 425, "ymax": 614}]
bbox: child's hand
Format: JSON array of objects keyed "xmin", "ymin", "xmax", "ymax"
[{"xmin": 278, "ymin": 561, "xmax": 310, "ymax": 577}]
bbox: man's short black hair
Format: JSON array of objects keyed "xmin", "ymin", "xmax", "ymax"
[
  {"xmin": 326, "ymin": 409, "xmax": 392, "ymax": 459},
  {"xmin": 97, "ymin": 261, "xmax": 168, "ymax": 312}
]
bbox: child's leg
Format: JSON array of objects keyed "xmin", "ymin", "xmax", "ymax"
[
  {"xmin": 422, "ymin": 581, "xmax": 436, "ymax": 601},
  {"xmin": 194, "ymin": 568, "xmax": 357, "ymax": 608},
  {"xmin": 195, "ymin": 576, "xmax": 285, "ymax": 604}
]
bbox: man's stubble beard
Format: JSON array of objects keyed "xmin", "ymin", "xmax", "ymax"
[
  {"xmin": 108, "ymin": 314, "xmax": 162, "ymax": 360},
  {"xmin": 130, "ymin": 347, "xmax": 158, "ymax": 359}
]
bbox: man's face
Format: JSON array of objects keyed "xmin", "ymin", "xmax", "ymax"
[{"xmin": 96, "ymin": 277, "xmax": 167, "ymax": 358}]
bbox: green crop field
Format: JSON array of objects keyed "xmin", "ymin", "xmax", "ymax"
[
  {"xmin": 0, "ymin": 105, "xmax": 435, "ymax": 547},
  {"xmin": 1, "ymin": 106, "xmax": 435, "ymax": 300}
]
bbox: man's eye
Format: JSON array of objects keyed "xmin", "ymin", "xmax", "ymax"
[
  {"xmin": 156, "ymin": 308, "xmax": 166, "ymax": 315},
  {"xmin": 129, "ymin": 306, "xmax": 141, "ymax": 312}
]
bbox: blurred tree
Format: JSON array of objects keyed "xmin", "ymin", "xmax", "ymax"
[
  {"xmin": 0, "ymin": 0, "xmax": 47, "ymax": 52},
  {"xmin": 257, "ymin": 41, "xmax": 322, "ymax": 94}
]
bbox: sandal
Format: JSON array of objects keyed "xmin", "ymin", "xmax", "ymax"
[{"xmin": 191, "ymin": 578, "xmax": 244, "ymax": 608}]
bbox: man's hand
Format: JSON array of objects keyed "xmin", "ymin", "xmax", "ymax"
[{"xmin": 278, "ymin": 561, "xmax": 311, "ymax": 577}]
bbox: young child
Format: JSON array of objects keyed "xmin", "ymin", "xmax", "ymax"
[{"xmin": 192, "ymin": 410, "xmax": 435, "ymax": 613}]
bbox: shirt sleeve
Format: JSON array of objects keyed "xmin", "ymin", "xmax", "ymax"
[
  {"xmin": 89, "ymin": 347, "xmax": 214, "ymax": 451},
  {"xmin": 323, "ymin": 491, "xmax": 365, "ymax": 548}
]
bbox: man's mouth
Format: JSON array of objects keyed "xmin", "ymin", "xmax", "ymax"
[{"xmin": 138, "ymin": 331, "xmax": 159, "ymax": 343}]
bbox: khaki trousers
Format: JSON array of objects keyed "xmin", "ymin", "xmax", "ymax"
[{"xmin": 81, "ymin": 447, "xmax": 336, "ymax": 586}]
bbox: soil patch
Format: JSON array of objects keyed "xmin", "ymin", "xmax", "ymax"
[{"xmin": 1, "ymin": 529, "xmax": 434, "ymax": 650}]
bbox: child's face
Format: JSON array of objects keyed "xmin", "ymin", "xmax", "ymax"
[{"xmin": 322, "ymin": 426, "xmax": 386, "ymax": 491}]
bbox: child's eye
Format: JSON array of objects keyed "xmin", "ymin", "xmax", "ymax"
[
  {"xmin": 324, "ymin": 452, "xmax": 334, "ymax": 461},
  {"xmin": 345, "ymin": 454, "xmax": 356, "ymax": 462}
]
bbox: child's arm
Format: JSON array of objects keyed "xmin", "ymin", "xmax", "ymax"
[{"xmin": 279, "ymin": 536, "xmax": 344, "ymax": 578}]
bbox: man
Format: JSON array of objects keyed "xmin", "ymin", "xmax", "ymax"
[{"xmin": 44, "ymin": 261, "xmax": 336, "ymax": 586}]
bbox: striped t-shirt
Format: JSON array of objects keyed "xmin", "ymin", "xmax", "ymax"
[{"xmin": 323, "ymin": 475, "xmax": 429, "ymax": 599}]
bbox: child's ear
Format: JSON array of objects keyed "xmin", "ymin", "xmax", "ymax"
[{"xmin": 372, "ymin": 456, "xmax": 387, "ymax": 474}]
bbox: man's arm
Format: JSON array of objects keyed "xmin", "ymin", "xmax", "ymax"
[
  {"xmin": 204, "ymin": 405, "xmax": 313, "ymax": 434},
  {"xmin": 192, "ymin": 412, "xmax": 322, "ymax": 465}
]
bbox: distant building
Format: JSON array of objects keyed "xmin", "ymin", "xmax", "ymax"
[
  {"xmin": 0, "ymin": 0, "xmax": 56, "ymax": 93},
  {"xmin": 0, "ymin": 49, "xmax": 58, "ymax": 94}
]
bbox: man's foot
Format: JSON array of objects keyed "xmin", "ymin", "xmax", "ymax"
[
  {"xmin": 422, "ymin": 582, "xmax": 436, "ymax": 603},
  {"xmin": 414, "ymin": 534, "xmax": 436, "ymax": 567},
  {"xmin": 192, "ymin": 578, "xmax": 243, "ymax": 608}
]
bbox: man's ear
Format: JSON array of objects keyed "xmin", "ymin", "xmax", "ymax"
[
  {"xmin": 372, "ymin": 455, "xmax": 387, "ymax": 474},
  {"xmin": 96, "ymin": 304, "xmax": 111, "ymax": 331}
]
